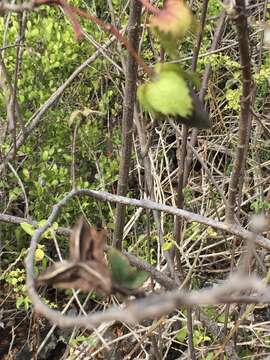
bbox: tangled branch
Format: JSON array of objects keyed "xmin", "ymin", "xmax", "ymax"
[{"xmin": 24, "ymin": 189, "xmax": 270, "ymax": 328}]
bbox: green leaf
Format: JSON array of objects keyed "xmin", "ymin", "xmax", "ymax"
[
  {"xmin": 217, "ymin": 314, "xmax": 226, "ymax": 323},
  {"xmin": 162, "ymin": 240, "xmax": 173, "ymax": 251},
  {"xmin": 138, "ymin": 67, "xmax": 192, "ymax": 118},
  {"xmin": 176, "ymin": 326, "xmax": 188, "ymax": 342},
  {"xmin": 193, "ymin": 329, "xmax": 211, "ymax": 346},
  {"xmin": 51, "ymin": 179, "xmax": 58, "ymax": 187},
  {"xmin": 42, "ymin": 150, "xmax": 49, "ymax": 161},
  {"xmin": 20, "ymin": 222, "xmax": 35, "ymax": 236},
  {"xmin": 22, "ymin": 168, "xmax": 30, "ymax": 179},
  {"xmin": 193, "ymin": 330, "xmax": 203, "ymax": 346},
  {"xmin": 9, "ymin": 187, "xmax": 22, "ymax": 201},
  {"xmin": 30, "ymin": 28, "xmax": 39, "ymax": 37},
  {"xmin": 108, "ymin": 248, "xmax": 149, "ymax": 289},
  {"xmin": 52, "ymin": 222, "xmax": 58, "ymax": 230},
  {"xmin": 38, "ymin": 220, "xmax": 48, "ymax": 227},
  {"xmin": 38, "ymin": 220, "xmax": 58, "ymax": 239},
  {"xmin": 138, "ymin": 63, "xmax": 210, "ymax": 129},
  {"xmin": 16, "ymin": 296, "xmax": 25, "ymax": 309},
  {"xmin": 48, "ymin": 147, "xmax": 55, "ymax": 156},
  {"xmin": 23, "ymin": 296, "xmax": 30, "ymax": 310}
]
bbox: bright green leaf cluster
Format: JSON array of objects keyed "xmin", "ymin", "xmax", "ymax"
[
  {"xmin": 1, "ymin": 267, "xmax": 31, "ymax": 310},
  {"xmin": 225, "ymin": 88, "xmax": 241, "ymax": 112}
]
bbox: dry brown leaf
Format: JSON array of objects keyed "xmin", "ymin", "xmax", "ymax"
[{"xmin": 35, "ymin": 218, "xmax": 111, "ymax": 293}]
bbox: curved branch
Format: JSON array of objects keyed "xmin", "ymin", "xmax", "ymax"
[{"xmin": 24, "ymin": 188, "xmax": 270, "ymax": 328}]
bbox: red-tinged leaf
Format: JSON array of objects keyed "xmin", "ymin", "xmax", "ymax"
[{"xmin": 150, "ymin": 0, "xmax": 193, "ymax": 39}]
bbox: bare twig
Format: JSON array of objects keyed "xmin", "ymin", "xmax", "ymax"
[
  {"xmin": 12, "ymin": 12, "xmax": 27, "ymax": 138},
  {"xmin": 174, "ymin": 3, "xmax": 210, "ymax": 355},
  {"xmin": 113, "ymin": 0, "xmax": 142, "ymax": 250},
  {"xmin": 17, "ymin": 188, "xmax": 270, "ymax": 248},
  {"xmin": 174, "ymin": 125, "xmax": 188, "ymax": 255},
  {"xmin": 0, "ymin": 1, "xmax": 34, "ymax": 13},
  {"xmin": 7, "ymin": 162, "xmax": 29, "ymax": 217},
  {"xmin": 0, "ymin": 55, "xmax": 17, "ymax": 157},
  {"xmin": 183, "ymin": 11, "xmax": 227, "ymax": 186},
  {"xmin": 134, "ymin": 110, "xmax": 176, "ymax": 279},
  {"xmin": 170, "ymin": 121, "xmax": 228, "ymax": 207},
  {"xmin": 191, "ymin": 0, "xmax": 209, "ymax": 72},
  {"xmin": 71, "ymin": 123, "xmax": 79, "ymax": 190},
  {"xmin": 226, "ymin": 0, "xmax": 253, "ymax": 223}
]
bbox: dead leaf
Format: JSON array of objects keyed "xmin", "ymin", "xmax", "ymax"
[{"xmin": 35, "ymin": 219, "xmax": 111, "ymax": 294}]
